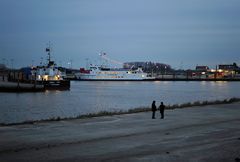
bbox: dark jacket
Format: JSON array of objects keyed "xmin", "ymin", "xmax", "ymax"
[
  {"xmin": 160, "ymin": 104, "xmax": 165, "ymax": 113},
  {"xmin": 152, "ymin": 102, "xmax": 157, "ymax": 112}
]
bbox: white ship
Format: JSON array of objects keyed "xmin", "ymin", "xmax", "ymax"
[{"xmin": 75, "ymin": 53, "xmax": 155, "ymax": 81}]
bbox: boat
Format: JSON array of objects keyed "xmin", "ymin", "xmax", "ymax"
[
  {"xmin": 31, "ymin": 45, "xmax": 70, "ymax": 89},
  {"xmin": 75, "ymin": 53, "xmax": 155, "ymax": 81}
]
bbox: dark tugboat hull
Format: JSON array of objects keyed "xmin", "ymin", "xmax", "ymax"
[{"xmin": 39, "ymin": 80, "xmax": 70, "ymax": 90}]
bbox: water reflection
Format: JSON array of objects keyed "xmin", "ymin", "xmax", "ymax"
[{"xmin": 0, "ymin": 81, "xmax": 239, "ymax": 124}]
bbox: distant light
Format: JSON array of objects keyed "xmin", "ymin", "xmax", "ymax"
[
  {"xmin": 201, "ymin": 72, "xmax": 206, "ymax": 75},
  {"xmin": 142, "ymin": 75, "xmax": 145, "ymax": 77},
  {"xmin": 43, "ymin": 75, "xmax": 48, "ymax": 81}
]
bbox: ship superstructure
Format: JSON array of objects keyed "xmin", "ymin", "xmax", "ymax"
[{"xmin": 31, "ymin": 44, "xmax": 70, "ymax": 89}]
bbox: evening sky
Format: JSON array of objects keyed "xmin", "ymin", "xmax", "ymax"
[{"xmin": 0, "ymin": 0, "xmax": 240, "ymax": 69}]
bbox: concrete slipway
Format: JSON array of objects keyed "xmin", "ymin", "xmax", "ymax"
[{"xmin": 0, "ymin": 103, "xmax": 240, "ymax": 162}]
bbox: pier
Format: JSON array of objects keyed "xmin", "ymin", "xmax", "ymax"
[
  {"xmin": 155, "ymin": 77, "xmax": 240, "ymax": 81},
  {"xmin": 0, "ymin": 81, "xmax": 44, "ymax": 92},
  {"xmin": 0, "ymin": 70, "xmax": 70, "ymax": 92}
]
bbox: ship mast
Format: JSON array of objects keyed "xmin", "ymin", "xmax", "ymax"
[
  {"xmin": 46, "ymin": 42, "xmax": 54, "ymax": 66},
  {"xmin": 46, "ymin": 42, "xmax": 52, "ymax": 63}
]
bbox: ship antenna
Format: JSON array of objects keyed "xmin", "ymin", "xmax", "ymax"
[{"xmin": 46, "ymin": 41, "xmax": 52, "ymax": 63}]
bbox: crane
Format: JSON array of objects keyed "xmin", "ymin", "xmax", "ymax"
[{"xmin": 99, "ymin": 52, "xmax": 123, "ymax": 66}]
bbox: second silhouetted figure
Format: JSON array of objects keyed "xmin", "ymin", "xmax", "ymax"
[{"xmin": 159, "ymin": 102, "xmax": 165, "ymax": 119}]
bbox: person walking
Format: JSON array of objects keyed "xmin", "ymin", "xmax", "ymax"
[
  {"xmin": 151, "ymin": 100, "xmax": 157, "ymax": 119},
  {"xmin": 159, "ymin": 102, "xmax": 165, "ymax": 119}
]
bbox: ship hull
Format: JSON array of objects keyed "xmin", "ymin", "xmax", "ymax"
[
  {"xmin": 75, "ymin": 74, "xmax": 155, "ymax": 81},
  {"xmin": 75, "ymin": 78, "xmax": 155, "ymax": 81},
  {"xmin": 37, "ymin": 80, "xmax": 70, "ymax": 90}
]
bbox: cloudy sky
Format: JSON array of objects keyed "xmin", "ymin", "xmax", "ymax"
[{"xmin": 0, "ymin": 0, "xmax": 240, "ymax": 69}]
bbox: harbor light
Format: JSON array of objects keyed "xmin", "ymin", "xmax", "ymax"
[
  {"xmin": 43, "ymin": 75, "xmax": 48, "ymax": 81},
  {"xmin": 55, "ymin": 75, "xmax": 60, "ymax": 80}
]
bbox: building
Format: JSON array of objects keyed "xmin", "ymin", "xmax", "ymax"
[
  {"xmin": 190, "ymin": 66, "xmax": 211, "ymax": 78},
  {"xmin": 195, "ymin": 66, "xmax": 209, "ymax": 72},
  {"xmin": 218, "ymin": 63, "xmax": 239, "ymax": 78},
  {"xmin": 218, "ymin": 64, "xmax": 238, "ymax": 71}
]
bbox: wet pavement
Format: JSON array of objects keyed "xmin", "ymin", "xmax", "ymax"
[{"xmin": 0, "ymin": 103, "xmax": 240, "ymax": 162}]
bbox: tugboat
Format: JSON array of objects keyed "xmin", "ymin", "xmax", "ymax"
[{"xmin": 31, "ymin": 45, "xmax": 70, "ymax": 90}]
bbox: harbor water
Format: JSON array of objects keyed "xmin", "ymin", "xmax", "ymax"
[{"xmin": 0, "ymin": 81, "xmax": 240, "ymax": 124}]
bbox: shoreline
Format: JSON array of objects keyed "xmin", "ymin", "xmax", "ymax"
[{"xmin": 1, "ymin": 97, "xmax": 240, "ymax": 127}]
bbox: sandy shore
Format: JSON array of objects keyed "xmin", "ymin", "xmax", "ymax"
[{"xmin": 0, "ymin": 103, "xmax": 240, "ymax": 162}]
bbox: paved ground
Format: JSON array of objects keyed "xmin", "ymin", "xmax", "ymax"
[{"xmin": 0, "ymin": 103, "xmax": 240, "ymax": 162}]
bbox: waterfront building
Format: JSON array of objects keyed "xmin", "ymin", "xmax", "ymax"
[
  {"xmin": 218, "ymin": 63, "xmax": 239, "ymax": 78},
  {"xmin": 190, "ymin": 66, "xmax": 210, "ymax": 79},
  {"xmin": 196, "ymin": 66, "xmax": 209, "ymax": 72}
]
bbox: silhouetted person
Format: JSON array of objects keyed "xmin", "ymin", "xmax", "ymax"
[
  {"xmin": 159, "ymin": 102, "xmax": 165, "ymax": 119},
  {"xmin": 151, "ymin": 100, "xmax": 157, "ymax": 119}
]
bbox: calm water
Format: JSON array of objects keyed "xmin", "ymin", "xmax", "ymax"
[{"xmin": 0, "ymin": 81, "xmax": 240, "ymax": 124}]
